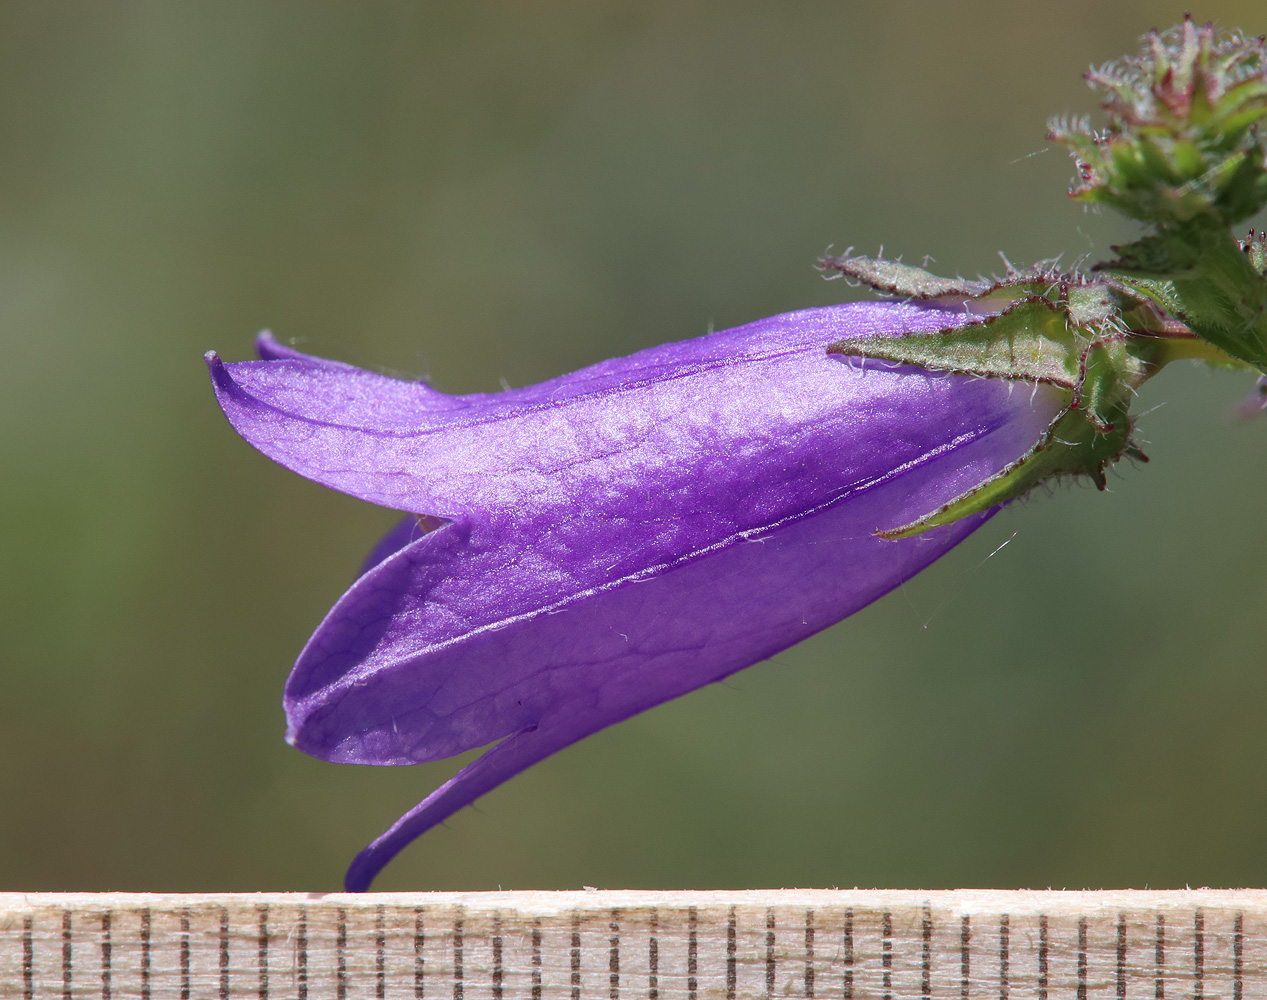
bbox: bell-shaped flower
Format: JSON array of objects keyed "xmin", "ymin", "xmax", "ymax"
[{"xmin": 206, "ymin": 301, "xmax": 1066, "ymax": 890}]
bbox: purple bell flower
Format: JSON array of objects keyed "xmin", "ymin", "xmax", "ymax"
[{"xmin": 206, "ymin": 300, "xmax": 1064, "ymax": 890}]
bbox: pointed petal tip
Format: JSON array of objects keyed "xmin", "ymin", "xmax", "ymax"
[
  {"xmin": 251, "ymin": 329, "xmax": 357, "ymax": 367},
  {"xmin": 254, "ymin": 329, "xmax": 281, "ymax": 358},
  {"xmin": 204, "ymin": 351, "xmax": 233, "ymax": 390},
  {"xmin": 344, "ymin": 848, "xmax": 378, "ymax": 893},
  {"xmin": 337, "ymin": 723, "xmax": 561, "ymax": 890},
  {"xmin": 204, "ymin": 349, "xmax": 238, "ymax": 395}
]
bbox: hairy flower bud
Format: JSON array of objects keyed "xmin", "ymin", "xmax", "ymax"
[{"xmin": 1050, "ymin": 15, "xmax": 1267, "ymax": 226}]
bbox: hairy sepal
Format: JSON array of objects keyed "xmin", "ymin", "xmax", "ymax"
[
  {"xmin": 830, "ymin": 298, "xmax": 1089, "ymax": 392},
  {"xmin": 824, "ymin": 258, "xmax": 1154, "ymax": 536},
  {"xmin": 877, "ymin": 405, "xmax": 1133, "ymax": 539},
  {"xmin": 817, "ymin": 253, "xmax": 991, "ymax": 299}
]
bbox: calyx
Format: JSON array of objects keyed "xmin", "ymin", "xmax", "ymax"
[{"xmin": 818, "ymin": 252, "xmax": 1244, "ymax": 538}]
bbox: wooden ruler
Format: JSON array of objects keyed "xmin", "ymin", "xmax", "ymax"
[{"xmin": 2, "ymin": 890, "xmax": 1264, "ymax": 998}]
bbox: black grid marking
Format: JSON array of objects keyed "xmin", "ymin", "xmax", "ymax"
[
  {"xmin": 882, "ymin": 911, "xmax": 893, "ymax": 1000},
  {"xmin": 375, "ymin": 905, "xmax": 387, "ymax": 1000},
  {"xmin": 219, "ymin": 907, "xmax": 231, "ymax": 1000},
  {"xmin": 531, "ymin": 920, "xmax": 543, "ymax": 1000},
  {"xmin": 62, "ymin": 909, "xmax": 72, "ymax": 1000},
  {"xmin": 256, "ymin": 904, "xmax": 269, "ymax": 1000},
  {"xmin": 101, "ymin": 910, "xmax": 112, "ymax": 1000},
  {"xmin": 998, "ymin": 913, "xmax": 1009, "ymax": 1000},
  {"xmin": 414, "ymin": 907, "xmax": 425, "ymax": 1000},
  {"xmin": 687, "ymin": 906, "xmax": 698, "ymax": 1000},
  {"xmin": 570, "ymin": 912, "xmax": 581, "ymax": 1000},
  {"xmin": 296, "ymin": 908, "xmax": 308, "ymax": 1000},
  {"xmin": 1194, "ymin": 908, "xmax": 1205, "ymax": 1000},
  {"xmin": 1116, "ymin": 913, "xmax": 1127, "ymax": 1000},
  {"xmin": 804, "ymin": 909, "xmax": 815, "ymax": 1000},
  {"xmin": 726, "ymin": 906, "xmax": 737, "ymax": 1000},
  {"xmin": 843, "ymin": 908, "xmax": 854, "ymax": 1000},
  {"xmin": 494, "ymin": 913, "xmax": 505, "ymax": 1000},
  {"xmin": 647, "ymin": 910, "xmax": 658, "ymax": 1000},
  {"xmin": 337, "ymin": 907, "xmax": 349, "ymax": 1000},
  {"xmin": 23, "ymin": 916, "xmax": 33, "ymax": 1000},
  {"xmin": 27, "ymin": 895, "xmax": 1260, "ymax": 1000},
  {"xmin": 1234, "ymin": 911, "xmax": 1245, "ymax": 1000},
  {"xmin": 180, "ymin": 910, "xmax": 191, "ymax": 1000},
  {"xmin": 1077, "ymin": 917, "xmax": 1088, "ymax": 1000},
  {"xmin": 453, "ymin": 915, "xmax": 465, "ymax": 1000},
  {"xmin": 960, "ymin": 915, "xmax": 971, "ymax": 1000},
  {"xmin": 1038, "ymin": 915, "xmax": 1049, "ymax": 1000},
  {"xmin": 140, "ymin": 908, "xmax": 152, "ymax": 1000},
  {"xmin": 921, "ymin": 905, "xmax": 932, "ymax": 1000},
  {"xmin": 607, "ymin": 911, "xmax": 618, "ymax": 1000},
  {"xmin": 764, "ymin": 908, "xmax": 776, "ymax": 999}
]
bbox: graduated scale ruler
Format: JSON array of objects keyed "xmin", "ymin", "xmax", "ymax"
[{"xmin": 2, "ymin": 890, "xmax": 1265, "ymax": 999}]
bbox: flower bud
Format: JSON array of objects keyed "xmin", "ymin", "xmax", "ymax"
[{"xmin": 1050, "ymin": 16, "xmax": 1267, "ymax": 226}]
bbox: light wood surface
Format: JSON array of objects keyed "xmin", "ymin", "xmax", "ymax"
[{"xmin": 3, "ymin": 889, "xmax": 1265, "ymax": 998}]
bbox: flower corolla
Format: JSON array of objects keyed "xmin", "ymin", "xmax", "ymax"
[{"xmin": 206, "ymin": 301, "xmax": 1065, "ymax": 890}]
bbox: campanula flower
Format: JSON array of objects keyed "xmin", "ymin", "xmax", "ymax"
[
  {"xmin": 207, "ymin": 19, "xmax": 1266, "ymax": 891},
  {"xmin": 207, "ymin": 301, "xmax": 1068, "ymax": 890}
]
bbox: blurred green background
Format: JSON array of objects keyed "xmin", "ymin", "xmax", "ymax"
[{"xmin": 2, "ymin": 0, "xmax": 1265, "ymax": 892}]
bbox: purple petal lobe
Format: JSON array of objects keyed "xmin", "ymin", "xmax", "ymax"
[
  {"xmin": 207, "ymin": 302, "xmax": 1032, "ymax": 514},
  {"xmin": 358, "ymin": 515, "xmax": 447, "ymax": 576},
  {"xmin": 254, "ymin": 330, "xmax": 351, "ymax": 365}
]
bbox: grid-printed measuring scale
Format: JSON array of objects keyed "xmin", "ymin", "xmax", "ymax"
[{"xmin": 3, "ymin": 890, "xmax": 1265, "ymax": 998}]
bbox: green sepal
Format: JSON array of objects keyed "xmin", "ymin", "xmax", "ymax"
[
  {"xmin": 817, "ymin": 252, "xmax": 1073, "ymax": 308},
  {"xmin": 818, "ymin": 256, "xmax": 1176, "ymax": 536},
  {"xmin": 1074, "ymin": 336, "xmax": 1136, "ymax": 430},
  {"xmin": 815, "ymin": 20, "xmax": 1267, "ymax": 540},
  {"xmin": 1097, "ymin": 272, "xmax": 1186, "ymax": 317},
  {"xmin": 827, "ymin": 295, "xmax": 1145, "ymax": 433},
  {"xmin": 877, "ymin": 406, "xmax": 1134, "ymax": 540},
  {"xmin": 819, "ymin": 250, "xmax": 1255, "ymax": 537},
  {"xmin": 1065, "ymin": 284, "xmax": 1119, "ymax": 327},
  {"xmin": 828, "ymin": 297, "xmax": 1081, "ymax": 386},
  {"xmin": 817, "ymin": 253, "xmax": 990, "ymax": 299}
]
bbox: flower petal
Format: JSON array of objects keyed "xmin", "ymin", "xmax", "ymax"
[
  {"xmin": 209, "ymin": 301, "xmax": 1067, "ymax": 889},
  {"xmin": 206, "ymin": 302, "xmax": 1017, "ymax": 514},
  {"xmin": 338, "ymin": 491, "xmax": 1001, "ymax": 891},
  {"xmin": 359, "ymin": 514, "xmax": 430, "ymax": 575}
]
